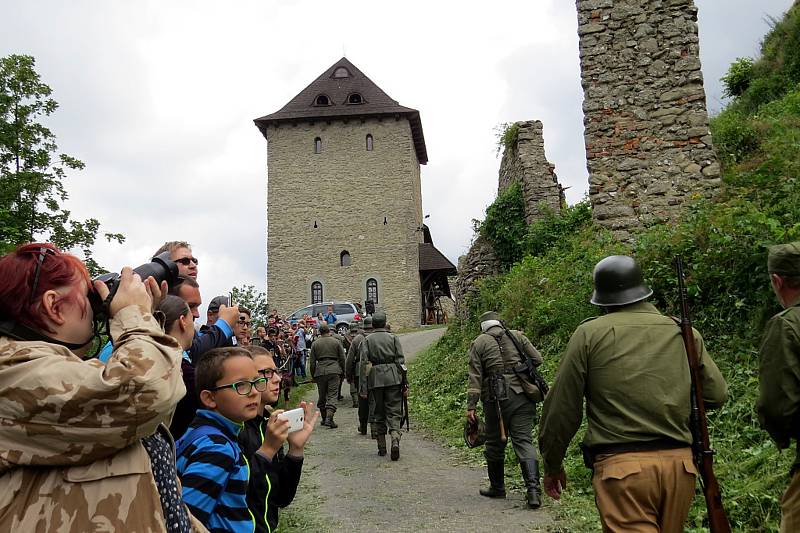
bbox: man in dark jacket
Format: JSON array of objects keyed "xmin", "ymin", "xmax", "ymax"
[{"xmin": 238, "ymin": 346, "xmax": 318, "ymax": 533}]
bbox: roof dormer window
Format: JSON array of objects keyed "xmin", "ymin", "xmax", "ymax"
[
  {"xmin": 333, "ymin": 67, "xmax": 350, "ymax": 78},
  {"xmin": 314, "ymin": 94, "xmax": 332, "ymax": 106},
  {"xmin": 347, "ymin": 93, "xmax": 364, "ymax": 105}
]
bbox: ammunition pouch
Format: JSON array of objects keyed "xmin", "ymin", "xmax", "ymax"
[{"xmin": 487, "ymin": 373, "xmax": 508, "ymax": 402}]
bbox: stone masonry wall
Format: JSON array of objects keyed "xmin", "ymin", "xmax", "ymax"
[
  {"xmin": 577, "ymin": 0, "xmax": 721, "ymax": 240},
  {"xmin": 265, "ymin": 117, "xmax": 422, "ymax": 329},
  {"xmin": 498, "ymin": 120, "xmax": 564, "ymax": 224},
  {"xmin": 454, "ymin": 120, "xmax": 562, "ymax": 318}
]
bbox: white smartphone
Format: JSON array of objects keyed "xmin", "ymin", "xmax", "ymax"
[{"xmin": 277, "ymin": 407, "xmax": 304, "ymax": 433}]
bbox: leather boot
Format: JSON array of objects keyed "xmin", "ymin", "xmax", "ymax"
[
  {"xmin": 519, "ymin": 459, "xmax": 542, "ymax": 509},
  {"xmin": 479, "ymin": 460, "xmax": 506, "ymax": 498},
  {"xmin": 376, "ymin": 434, "xmax": 387, "ymax": 456},
  {"xmin": 358, "ymin": 423, "xmax": 367, "ymax": 435},
  {"xmin": 390, "ymin": 437, "xmax": 400, "ymax": 461},
  {"xmin": 326, "ymin": 409, "xmax": 338, "ymax": 429}
]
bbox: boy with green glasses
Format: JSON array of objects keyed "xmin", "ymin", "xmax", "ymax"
[{"xmin": 176, "ymin": 347, "xmax": 266, "ymax": 532}]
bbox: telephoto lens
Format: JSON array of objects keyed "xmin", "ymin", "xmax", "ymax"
[{"xmin": 92, "ymin": 251, "xmax": 180, "ymax": 319}]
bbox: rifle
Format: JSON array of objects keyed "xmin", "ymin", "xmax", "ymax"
[
  {"xmin": 500, "ymin": 322, "xmax": 549, "ymax": 398},
  {"xmin": 488, "ymin": 374, "xmax": 507, "ymax": 443},
  {"xmin": 675, "ymin": 257, "xmax": 731, "ymax": 533},
  {"xmin": 398, "ymin": 363, "xmax": 410, "ymax": 431}
]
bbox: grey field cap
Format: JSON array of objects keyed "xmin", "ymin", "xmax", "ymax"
[
  {"xmin": 768, "ymin": 242, "xmax": 800, "ymax": 276},
  {"xmin": 590, "ymin": 255, "xmax": 653, "ymax": 307}
]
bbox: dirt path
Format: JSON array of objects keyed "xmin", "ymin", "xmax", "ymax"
[{"xmin": 287, "ymin": 328, "xmax": 557, "ymax": 532}]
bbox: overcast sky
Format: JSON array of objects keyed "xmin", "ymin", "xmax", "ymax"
[{"xmin": 1, "ymin": 0, "xmax": 794, "ymax": 314}]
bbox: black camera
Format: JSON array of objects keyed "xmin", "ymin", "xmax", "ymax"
[{"xmin": 90, "ymin": 251, "xmax": 180, "ymax": 319}]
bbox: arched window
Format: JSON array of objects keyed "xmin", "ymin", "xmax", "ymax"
[
  {"xmin": 333, "ymin": 67, "xmax": 350, "ymax": 78},
  {"xmin": 314, "ymin": 137, "xmax": 322, "ymax": 154},
  {"xmin": 347, "ymin": 93, "xmax": 363, "ymax": 104},
  {"xmin": 311, "ymin": 281, "xmax": 323, "ymax": 304},
  {"xmin": 340, "ymin": 250, "xmax": 352, "ymax": 267},
  {"xmin": 366, "ymin": 134, "xmax": 373, "ymax": 151},
  {"xmin": 366, "ymin": 278, "xmax": 378, "ymax": 305},
  {"xmin": 315, "ymin": 94, "xmax": 331, "ymax": 106}
]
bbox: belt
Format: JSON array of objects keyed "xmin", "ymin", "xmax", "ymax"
[{"xmin": 590, "ymin": 438, "xmax": 688, "ymax": 456}]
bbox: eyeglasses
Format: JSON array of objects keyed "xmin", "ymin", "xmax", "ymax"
[
  {"xmin": 238, "ymin": 319, "xmax": 252, "ymax": 327},
  {"xmin": 258, "ymin": 368, "xmax": 278, "ymax": 379},
  {"xmin": 211, "ymin": 377, "xmax": 268, "ymax": 396},
  {"xmin": 28, "ymin": 246, "xmax": 58, "ymax": 304},
  {"xmin": 174, "ymin": 257, "xmax": 199, "ymax": 266}
]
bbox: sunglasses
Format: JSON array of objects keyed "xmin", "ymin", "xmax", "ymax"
[
  {"xmin": 174, "ymin": 257, "xmax": 199, "ymax": 266},
  {"xmin": 28, "ymin": 246, "xmax": 58, "ymax": 304}
]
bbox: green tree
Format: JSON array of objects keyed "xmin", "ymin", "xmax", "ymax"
[
  {"xmin": 229, "ymin": 284, "xmax": 268, "ymax": 328},
  {"xmin": 0, "ymin": 54, "xmax": 123, "ymax": 272}
]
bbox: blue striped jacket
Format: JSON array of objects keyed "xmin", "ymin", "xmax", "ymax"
[{"xmin": 176, "ymin": 409, "xmax": 254, "ymax": 533}]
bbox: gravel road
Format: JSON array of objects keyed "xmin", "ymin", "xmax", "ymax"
[{"xmin": 285, "ymin": 327, "xmax": 557, "ymax": 532}]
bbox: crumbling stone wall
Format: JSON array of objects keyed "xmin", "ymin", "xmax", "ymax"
[
  {"xmin": 577, "ymin": 0, "xmax": 720, "ymax": 240},
  {"xmin": 453, "ymin": 234, "xmax": 502, "ymax": 319},
  {"xmin": 498, "ymin": 120, "xmax": 564, "ymax": 225}
]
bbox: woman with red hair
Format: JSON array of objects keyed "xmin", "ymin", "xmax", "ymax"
[{"xmin": 0, "ymin": 243, "xmax": 206, "ymax": 532}]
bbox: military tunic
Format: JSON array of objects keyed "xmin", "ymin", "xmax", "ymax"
[
  {"xmin": 309, "ymin": 334, "xmax": 346, "ymax": 413},
  {"xmin": 467, "ymin": 325, "xmax": 543, "ymax": 463},
  {"xmin": 538, "ymin": 301, "xmax": 727, "ymax": 531},
  {"xmin": 346, "ymin": 332, "xmax": 370, "ymax": 430},
  {"xmin": 757, "ymin": 299, "xmax": 800, "ymax": 531},
  {"xmin": 358, "ymin": 328, "xmax": 405, "ymax": 437}
]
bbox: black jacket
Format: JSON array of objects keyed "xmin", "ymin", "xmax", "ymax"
[{"xmin": 238, "ymin": 413, "xmax": 304, "ymax": 533}]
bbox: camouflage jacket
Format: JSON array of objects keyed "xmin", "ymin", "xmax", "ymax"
[{"xmin": 0, "ymin": 306, "xmax": 206, "ymax": 532}]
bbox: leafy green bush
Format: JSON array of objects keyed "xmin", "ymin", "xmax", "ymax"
[
  {"xmin": 478, "ymin": 182, "xmax": 527, "ymax": 268},
  {"xmin": 722, "ymin": 57, "xmax": 754, "ymax": 98},
  {"xmin": 495, "ymin": 122, "xmax": 520, "ymax": 156}
]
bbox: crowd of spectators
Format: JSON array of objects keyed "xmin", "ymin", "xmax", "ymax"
[{"xmin": 0, "ymin": 240, "xmax": 321, "ymax": 533}]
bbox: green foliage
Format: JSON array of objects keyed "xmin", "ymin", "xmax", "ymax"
[
  {"xmin": 524, "ymin": 200, "xmax": 592, "ymax": 258},
  {"xmin": 722, "ymin": 57, "xmax": 755, "ymax": 98},
  {"xmin": 478, "ymin": 182, "xmax": 526, "ymax": 268},
  {"xmin": 229, "ymin": 284, "xmax": 268, "ymax": 328},
  {"xmin": 494, "ymin": 122, "xmax": 520, "ymax": 156},
  {"xmin": 0, "ymin": 54, "xmax": 123, "ymax": 268}
]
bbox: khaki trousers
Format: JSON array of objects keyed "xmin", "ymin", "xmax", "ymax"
[
  {"xmin": 592, "ymin": 448, "xmax": 696, "ymax": 533},
  {"xmin": 316, "ymin": 374, "xmax": 340, "ymax": 413},
  {"xmin": 781, "ymin": 470, "xmax": 800, "ymax": 533}
]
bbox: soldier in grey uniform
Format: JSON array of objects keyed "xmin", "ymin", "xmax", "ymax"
[
  {"xmin": 347, "ymin": 317, "xmax": 373, "ymax": 434},
  {"xmin": 343, "ymin": 322, "xmax": 359, "ymax": 408},
  {"xmin": 467, "ymin": 310, "xmax": 544, "ymax": 509},
  {"xmin": 309, "ymin": 323, "xmax": 346, "ymax": 428},
  {"xmin": 359, "ymin": 310, "xmax": 406, "ymax": 460}
]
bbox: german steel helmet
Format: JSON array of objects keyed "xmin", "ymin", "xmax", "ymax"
[
  {"xmin": 463, "ymin": 417, "xmax": 487, "ymax": 448},
  {"xmin": 363, "ymin": 316, "xmax": 374, "ymax": 330},
  {"xmin": 590, "ymin": 255, "xmax": 653, "ymax": 306},
  {"xmin": 371, "ymin": 309, "xmax": 387, "ymax": 328}
]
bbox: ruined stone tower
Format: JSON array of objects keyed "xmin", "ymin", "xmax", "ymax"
[
  {"xmin": 254, "ymin": 58, "xmax": 455, "ymax": 328},
  {"xmin": 576, "ymin": 0, "xmax": 720, "ymax": 240}
]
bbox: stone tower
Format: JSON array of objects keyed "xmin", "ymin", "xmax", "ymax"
[
  {"xmin": 254, "ymin": 58, "xmax": 454, "ymax": 328},
  {"xmin": 576, "ymin": 0, "xmax": 720, "ymax": 240}
]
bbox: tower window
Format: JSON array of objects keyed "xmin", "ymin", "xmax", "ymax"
[
  {"xmin": 340, "ymin": 250, "xmax": 352, "ymax": 267},
  {"xmin": 347, "ymin": 93, "xmax": 363, "ymax": 104},
  {"xmin": 314, "ymin": 137, "xmax": 322, "ymax": 154},
  {"xmin": 333, "ymin": 67, "xmax": 350, "ymax": 78},
  {"xmin": 366, "ymin": 134, "xmax": 373, "ymax": 151},
  {"xmin": 311, "ymin": 281, "xmax": 323, "ymax": 304},
  {"xmin": 366, "ymin": 278, "xmax": 378, "ymax": 305},
  {"xmin": 315, "ymin": 94, "xmax": 331, "ymax": 106}
]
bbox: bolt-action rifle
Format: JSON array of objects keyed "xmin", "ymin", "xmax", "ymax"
[
  {"xmin": 675, "ymin": 257, "xmax": 731, "ymax": 533},
  {"xmin": 487, "ymin": 374, "xmax": 507, "ymax": 443}
]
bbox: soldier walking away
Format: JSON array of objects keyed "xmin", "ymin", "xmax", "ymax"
[
  {"xmin": 348, "ymin": 317, "xmax": 373, "ymax": 434},
  {"xmin": 757, "ymin": 242, "xmax": 800, "ymax": 532},
  {"xmin": 309, "ymin": 323, "xmax": 346, "ymax": 429},
  {"xmin": 538, "ymin": 255, "xmax": 728, "ymax": 531},
  {"xmin": 342, "ymin": 322, "xmax": 358, "ymax": 408},
  {"xmin": 467, "ymin": 311, "xmax": 545, "ymax": 509},
  {"xmin": 359, "ymin": 310, "xmax": 406, "ymax": 460}
]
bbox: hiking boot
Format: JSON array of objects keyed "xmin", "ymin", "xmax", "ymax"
[
  {"xmin": 325, "ymin": 409, "xmax": 338, "ymax": 429},
  {"xmin": 377, "ymin": 434, "xmax": 387, "ymax": 456},
  {"xmin": 320, "ymin": 418, "xmax": 330, "ymax": 427},
  {"xmin": 479, "ymin": 460, "xmax": 506, "ymax": 498},
  {"xmin": 390, "ymin": 437, "xmax": 400, "ymax": 461},
  {"xmin": 520, "ymin": 459, "xmax": 541, "ymax": 509}
]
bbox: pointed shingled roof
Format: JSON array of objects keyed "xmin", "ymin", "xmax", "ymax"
[{"xmin": 254, "ymin": 57, "xmax": 428, "ymax": 164}]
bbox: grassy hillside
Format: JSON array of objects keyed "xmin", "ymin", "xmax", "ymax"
[{"xmin": 410, "ymin": 4, "xmax": 800, "ymax": 531}]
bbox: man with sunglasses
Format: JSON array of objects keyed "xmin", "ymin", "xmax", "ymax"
[
  {"xmin": 153, "ymin": 240, "xmax": 198, "ymax": 279},
  {"xmin": 176, "ymin": 347, "xmax": 265, "ymax": 533}
]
